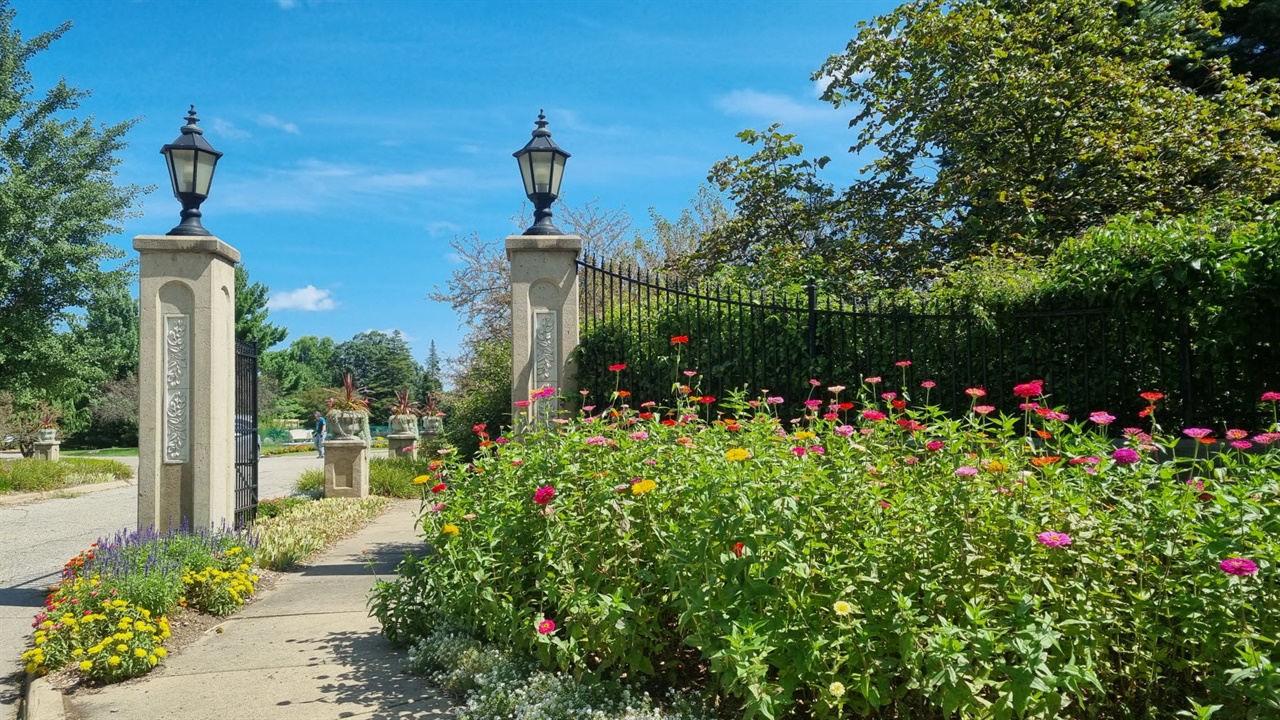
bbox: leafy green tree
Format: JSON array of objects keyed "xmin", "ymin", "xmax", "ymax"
[
  {"xmin": 0, "ymin": 2, "xmax": 143, "ymax": 400},
  {"xmin": 74, "ymin": 283, "xmax": 139, "ymax": 381},
  {"xmin": 260, "ymin": 334, "xmax": 336, "ymax": 396},
  {"xmin": 812, "ymin": 0, "xmax": 1280, "ymax": 279},
  {"xmin": 332, "ymin": 331, "xmax": 423, "ymax": 420},
  {"xmin": 234, "ymin": 265, "xmax": 287, "ymax": 352}
]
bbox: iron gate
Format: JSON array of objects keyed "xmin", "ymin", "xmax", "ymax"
[{"xmin": 234, "ymin": 340, "xmax": 259, "ymax": 526}]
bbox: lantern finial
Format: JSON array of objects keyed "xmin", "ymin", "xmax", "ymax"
[{"xmin": 181, "ymin": 106, "xmax": 204, "ymax": 135}]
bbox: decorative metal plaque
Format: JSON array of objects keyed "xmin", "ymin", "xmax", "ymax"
[
  {"xmin": 163, "ymin": 314, "xmax": 190, "ymax": 464},
  {"xmin": 533, "ymin": 310, "xmax": 558, "ymax": 417}
]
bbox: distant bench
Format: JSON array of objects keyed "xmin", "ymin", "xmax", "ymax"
[{"xmin": 287, "ymin": 429, "xmax": 314, "ymax": 445}]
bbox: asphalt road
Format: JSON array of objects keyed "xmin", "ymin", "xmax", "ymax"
[{"xmin": 0, "ymin": 452, "xmax": 331, "ymax": 718}]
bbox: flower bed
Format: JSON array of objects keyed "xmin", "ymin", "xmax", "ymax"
[
  {"xmin": 22, "ymin": 527, "xmax": 258, "ymax": 683},
  {"xmin": 373, "ymin": 369, "xmax": 1280, "ymax": 719}
]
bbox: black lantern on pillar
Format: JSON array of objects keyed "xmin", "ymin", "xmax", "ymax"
[
  {"xmin": 160, "ymin": 105, "xmax": 223, "ymax": 236},
  {"xmin": 513, "ymin": 110, "xmax": 570, "ymax": 235}
]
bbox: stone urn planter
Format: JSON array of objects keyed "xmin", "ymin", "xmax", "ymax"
[
  {"xmin": 328, "ymin": 411, "xmax": 366, "ymax": 440},
  {"xmin": 389, "ymin": 414, "xmax": 418, "ymax": 435},
  {"xmin": 37, "ymin": 427, "xmax": 57, "ymax": 443},
  {"xmin": 421, "ymin": 415, "xmax": 444, "ymax": 436}
]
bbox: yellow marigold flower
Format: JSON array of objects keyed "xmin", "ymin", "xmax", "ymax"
[
  {"xmin": 148, "ymin": 654, "xmax": 158, "ymax": 666},
  {"xmin": 631, "ymin": 479, "xmax": 657, "ymax": 496},
  {"xmin": 833, "ymin": 600, "xmax": 853, "ymax": 616},
  {"xmin": 24, "ymin": 663, "xmax": 36, "ymax": 675},
  {"xmin": 829, "ymin": 681, "xmax": 845, "ymax": 697},
  {"xmin": 985, "ymin": 459, "xmax": 1008, "ymax": 474},
  {"xmin": 442, "ymin": 524, "xmax": 460, "ymax": 536},
  {"xmin": 724, "ymin": 448, "xmax": 751, "ymax": 462},
  {"xmin": 115, "ymin": 644, "xmax": 128, "ymax": 653},
  {"xmin": 40, "ymin": 620, "xmax": 53, "ymax": 629},
  {"xmin": 134, "ymin": 648, "xmax": 147, "ymax": 658},
  {"xmin": 413, "ymin": 474, "xmax": 432, "ymax": 485},
  {"xmin": 72, "ymin": 648, "xmax": 84, "ymax": 657},
  {"xmin": 79, "ymin": 660, "xmax": 93, "ymax": 672},
  {"xmin": 34, "ymin": 636, "xmax": 46, "ymax": 646},
  {"xmin": 135, "ymin": 621, "xmax": 147, "ymax": 631},
  {"xmin": 108, "ymin": 655, "xmax": 121, "ymax": 667},
  {"xmin": 227, "ymin": 547, "xmax": 242, "ymax": 556},
  {"xmin": 154, "ymin": 647, "xmax": 167, "ymax": 658}
]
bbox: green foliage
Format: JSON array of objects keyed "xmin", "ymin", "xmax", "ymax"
[
  {"xmin": 333, "ymin": 331, "xmax": 424, "ymax": 420},
  {"xmin": 377, "ymin": 372, "xmax": 1280, "ymax": 719},
  {"xmin": 442, "ymin": 337, "xmax": 512, "ymax": 458},
  {"xmin": 370, "ymin": 457, "xmax": 426, "ymax": 498},
  {"xmin": 234, "ymin": 265, "xmax": 287, "ymax": 352},
  {"xmin": 261, "ymin": 335, "xmax": 338, "ymax": 398},
  {"xmin": 253, "ymin": 496, "xmax": 391, "ymax": 570},
  {"xmin": 0, "ymin": 1, "xmax": 144, "ymax": 403},
  {"xmin": 0, "ymin": 457, "xmax": 130, "ymax": 493},
  {"xmin": 255, "ymin": 495, "xmax": 311, "ymax": 519}
]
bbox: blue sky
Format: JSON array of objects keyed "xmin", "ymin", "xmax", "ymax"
[{"xmin": 16, "ymin": 0, "xmax": 895, "ymax": 367}]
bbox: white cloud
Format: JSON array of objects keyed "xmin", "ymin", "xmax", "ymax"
[
  {"xmin": 210, "ymin": 118, "xmax": 250, "ymax": 140},
  {"xmin": 269, "ymin": 285, "xmax": 336, "ymax": 311},
  {"xmin": 713, "ymin": 89, "xmax": 839, "ymax": 125},
  {"xmin": 276, "ymin": 0, "xmax": 298, "ymax": 9},
  {"xmin": 256, "ymin": 114, "xmax": 300, "ymax": 134},
  {"xmin": 426, "ymin": 220, "xmax": 462, "ymax": 236}
]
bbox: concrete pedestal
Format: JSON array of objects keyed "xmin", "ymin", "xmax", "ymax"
[
  {"xmin": 134, "ymin": 235, "xmax": 239, "ymax": 531},
  {"xmin": 387, "ymin": 432, "xmax": 417, "ymax": 461},
  {"xmin": 506, "ymin": 234, "xmax": 582, "ymax": 418},
  {"xmin": 324, "ymin": 438, "xmax": 369, "ymax": 498},
  {"xmin": 33, "ymin": 441, "xmax": 60, "ymax": 462}
]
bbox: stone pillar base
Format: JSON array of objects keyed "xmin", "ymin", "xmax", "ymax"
[
  {"xmin": 323, "ymin": 438, "xmax": 369, "ymax": 498},
  {"xmin": 33, "ymin": 441, "xmax": 60, "ymax": 462},
  {"xmin": 387, "ymin": 432, "xmax": 417, "ymax": 461}
]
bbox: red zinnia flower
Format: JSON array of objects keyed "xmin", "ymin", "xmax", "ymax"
[
  {"xmin": 532, "ymin": 485, "xmax": 555, "ymax": 505},
  {"xmin": 732, "ymin": 542, "xmax": 744, "ymax": 557},
  {"xmin": 699, "ymin": 396, "xmax": 716, "ymax": 404},
  {"xmin": 1140, "ymin": 391, "xmax": 1164, "ymax": 402},
  {"xmin": 891, "ymin": 400, "xmax": 906, "ymax": 410},
  {"xmin": 1012, "ymin": 380, "xmax": 1044, "ymax": 398},
  {"xmin": 609, "ymin": 363, "xmax": 627, "ymax": 372},
  {"xmin": 431, "ymin": 483, "xmax": 447, "ymax": 493},
  {"xmin": 537, "ymin": 619, "xmax": 557, "ymax": 634},
  {"xmin": 670, "ymin": 335, "xmax": 689, "ymax": 345}
]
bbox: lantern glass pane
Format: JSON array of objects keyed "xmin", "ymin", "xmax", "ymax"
[
  {"xmin": 548, "ymin": 153, "xmax": 567, "ymax": 197},
  {"xmin": 166, "ymin": 152, "xmax": 182, "ymax": 198},
  {"xmin": 194, "ymin": 151, "xmax": 217, "ymax": 196},
  {"xmin": 530, "ymin": 151, "xmax": 553, "ymax": 194},
  {"xmin": 168, "ymin": 148, "xmax": 197, "ymax": 194},
  {"xmin": 518, "ymin": 153, "xmax": 535, "ymax": 197}
]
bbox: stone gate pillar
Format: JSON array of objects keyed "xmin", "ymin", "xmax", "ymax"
[
  {"xmin": 135, "ymin": 235, "xmax": 238, "ymax": 531},
  {"xmin": 506, "ymin": 235, "xmax": 582, "ymax": 416}
]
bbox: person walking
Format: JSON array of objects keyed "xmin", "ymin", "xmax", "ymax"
[{"xmin": 314, "ymin": 410, "xmax": 327, "ymax": 458}]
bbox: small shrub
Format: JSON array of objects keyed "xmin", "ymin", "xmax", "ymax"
[
  {"xmin": 180, "ymin": 545, "xmax": 258, "ymax": 616},
  {"xmin": 370, "ymin": 458, "xmax": 421, "ymax": 498},
  {"xmin": 256, "ymin": 495, "xmax": 311, "ymax": 519},
  {"xmin": 294, "ymin": 468, "xmax": 323, "ymax": 498}
]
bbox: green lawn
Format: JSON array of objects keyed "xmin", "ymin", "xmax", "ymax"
[
  {"xmin": 0, "ymin": 457, "xmax": 133, "ymax": 494},
  {"xmin": 61, "ymin": 447, "xmax": 139, "ymax": 457}
]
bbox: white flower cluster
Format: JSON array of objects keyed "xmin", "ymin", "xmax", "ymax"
[{"xmin": 405, "ymin": 627, "xmax": 715, "ymax": 720}]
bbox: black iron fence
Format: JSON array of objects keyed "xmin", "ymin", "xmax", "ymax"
[
  {"xmin": 234, "ymin": 340, "xmax": 259, "ymax": 527},
  {"xmin": 575, "ymin": 259, "xmax": 1280, "ymax": 429}
]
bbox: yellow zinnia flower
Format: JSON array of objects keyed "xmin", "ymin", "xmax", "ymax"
[
  {"xmin": 134, "ymin": 648, "xmax": 148, "ymax": 658},
  {"xmin": 794, "ymin": 431, "xmax": 816, "ymax": 441},
  {"xmin": 833, "ymin": 600, "xmax": 853, "ymax": 616},
  {"xmin": 108, "ymin": 656, "xmax": 121, "ymax": 667},
  {"xmin": 79, "ymin": 660, "xmax": 93, "ymax": 672},
  {"xmin": 116, "ymin": 644, "xmax": 128, "ymax": 653},
  {"xmin": 631, "ymin": 479, "xmax": 657, "ymax": 496},
  {"xmin": 442, "ymin": 524, "xmax": 460, "ymax": 536},
  {"xmin": 413, "ymin": 475, "xmax": 432, "ymax": 485},
  {"xmin": 154, "ymin": 647, "xmax": 167, "ymax": 658},
  {"xmin": 724, "ymin": 448, "xmax": 751, "ymax": 462}
]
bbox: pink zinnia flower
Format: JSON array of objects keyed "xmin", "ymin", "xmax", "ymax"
[
  {"xmin": 683, "ymin": 370, "xmax": 697, "ymax": 377},
  {"xmin": 804, "ymin": 399, "xmax": 822, "ymax": 410},
  {"xmin": 1089, "ymin": 412, "xmax": 1115, "ymax": 425},
  {"xmin": 1013, "ymin": 380, "xmax": 1044, "ymax": 398},
  {"xmin": 531, "ymin": 385, "xmax": 556, "ymax": 399},
  {"xmin": 532, "ymin": 485, "xmax": 555, "ymax": 505},
  {"xmin": 629, "ymin": 431, "xmax": 649, "ymax": 441},
  {"xmin": 809, "ymin": 378, "xmax": 821, "ymax": 387},
  {"xmin": 765, "ymin": 396, "xmax": 784, "ymax": 405},
  {"xmin": 1019, "ymin": 402, "xmax": 1040, "ymax": 411},
  {"xmin": 537, "ymin": 619, "xmax": 557, "ymax": 634},
  {"xmin": 1231, "ymin": 440, "xmax": 1252, "ymax": 450},
  {"xmin": 865, "ymin": 376, "xmax": 882, "ymax": 384},
  {"xmin": 514, "ymin": 400, "xmax": 531, "ymax": 408},
  {"xmin": 1183, "ymin": 428, "xmax": 1213, "ymax": 439},
  {"xmin": 1069, "ymin": 456, "xmax": 1100, "ymax": 466},
  {"xmin": 881, "ymin": 392, "xmax": 897, "ymax": 401},
  {"xmin": 973, "ymin": 405, "xmax": 996, "ymax": 415},
  {"xmin": 809, "ymin": 445, "xmax": 825, "ymax": 455},
  {"xmin": 791, "ymin": 447, "xmax": 807, "ymax": 458},
  {"xmin": 828, "ymin": 385, "xmax": 846, "ymax": 394},
  {"xmin": 586, "ymin": 435, "xmax": 608, "ymax": 445},
  {"xmin": 1220, "ymin": 557, "xmax": 1258, "ymax": 576},
  {"xmin": 921, "ymin": 380, "xmax": 936, "ymax": 389},
  {"xmin": 1261, "ymin": 391, "xmax": 1280, "ymax": 402},
  {"xmin": 1226, "ymin": 429, "xmax": 1249, "ymax": 440},
  {"xmin": 955, "ymin": 466, "xmax": 978, "ymax": 476},
  {"xmin": 1037, "ymin": 531, "xmax": 1073, "ymax": 548},
  {"xmin": 925, "ymin": 440, "xmax": 945, "ymax": 452},
  {"xmin": 1111, "ymin": 447, "xmax": 1141, "ymax": 465},
  {"xmin": 862, "ymin": 409, "xmax": 887, "ymax": 421},
  {"xmin": 834, "ymin": 425, "xmax": 854, "ymax": 437},
  {"xmin": 895, "ymin": 360, "xmax": 912, "ymax": 367},
  {"xmin": 1045, "ymin": 410, "xmax": 1069, "ymax": 421},
  {"xmin": 1255, "ymin": 433, "xmax": 1279, "ymax": 445},
  {"xmin": 965, "ymin": 387, "xmax": 986, "ymax": 398}
]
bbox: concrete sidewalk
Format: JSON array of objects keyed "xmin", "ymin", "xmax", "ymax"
[{"xmin": 42, "ymin": 500, "xmax": 452, "ymax": 720}]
